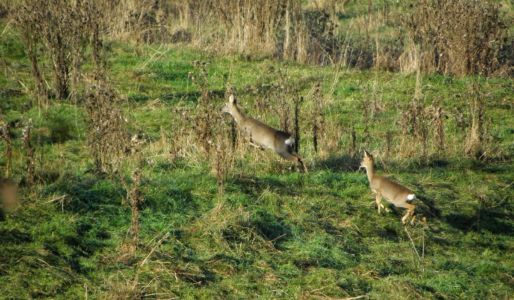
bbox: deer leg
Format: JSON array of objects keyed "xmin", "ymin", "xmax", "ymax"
[
  {"xmin": 280, "ymin": 152, "xmax": 308, "ymax": 173},
  {"xmin": 249, "ymin": 141, "xmax": 264, "ymax": 150},
  {"xmin": 375, "ymin": 193, "xmax": 383, "ymax": 214},
  {"xmin": 294, "ymin": 154, "xmax": 308, "ymax": 173},
  {"xmin": 401, "ymin": 203, "xmax": 416, "ymax": 225}
]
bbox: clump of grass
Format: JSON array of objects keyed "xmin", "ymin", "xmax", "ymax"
[
  {"xmin": 360, "ymin": 98, "xmax": 371, "ymax": 147},
  {"xmin": 189, "ymin": 60, "xmax": 217, "ymax": 155},
  {"xmin": 84, "ymin": 75, "xmax": 128, "ymax": 174},
  {"xmin": 214, "ymin": 129, "xmax": 234, "ymax": 197},
  {"xmin": 349, "ymin": 126, "xmax": 357, "ymax": 157},
  {"xmin": 465, "ymin": 83, "xmax": 487, "ymax": 159},
  {"xmin": 274, "ymin": 72, "xmax": 293, "ymax": 134},
  {"xmin": 398, "ymin": 99, "xmax": 430, "ymax": 161},
  {"xmin": 429, "ymin": 99, "xmax": 445, "ymax": 154},
  {"xmin": 398, "ymin": 69, "xmax": 431, "ymax": 162},
  {"xmin": 384, "ymin": 130, "xmax": 393, "ymax": 160},
  {"xmin": 29, "ymin": 104, "xmax": 86, "ymax": 144},
  {"xmin": 120, "ymin": 167, "xmax": 143, "ymax": 261}
]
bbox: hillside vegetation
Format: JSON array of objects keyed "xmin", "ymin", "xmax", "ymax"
[{"xmin": 1, "ymin": 1, "xmax": 513, "ymax": 299}]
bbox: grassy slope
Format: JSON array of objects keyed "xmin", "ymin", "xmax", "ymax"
[{"xmin": 1, "ymin": 19, "xmax": 514, "ymax": 300}]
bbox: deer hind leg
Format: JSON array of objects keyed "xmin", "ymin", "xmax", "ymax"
[
  {"xmin": 409, "ymin": 214, "xmax": 417, "ymax": 226},
  {"xmin": 294, "ymin": 154, "xmax": 308, "ymax": 173},
  {"xmin": 280, "ymin": 151, "xmax": 308, "ymax": 173},
  {"xmin": 401, "ymin": 203, "xmax": 416, "ymax": 225},
  {"xmin": 375, "ymin": 193, "xmax": 384, "ymax": 214}
]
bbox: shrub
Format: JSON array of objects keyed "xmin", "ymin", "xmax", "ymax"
[
  {"xmin": 85, "ymin": 76, "xmax": 128, "ymax": 174},
  {"xmin": 405, "ymin": 0, "xmax": 508, "ymax": 76},
  {"xmin": 10, "ymin": 0, "xmax": 107, "ymax": 101}
]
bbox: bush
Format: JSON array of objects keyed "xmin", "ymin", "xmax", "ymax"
[{"xmin": 405, "ymin": 0, "xmax": 508, "ymax": 76}]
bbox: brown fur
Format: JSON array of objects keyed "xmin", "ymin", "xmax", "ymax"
[
  {"xmin": 223, "ymin": 95, "xmax": 307, "ymax": 172},
  {"xmin": 360, "ymin": 151, "xmax": 416, "ymax": 224}
]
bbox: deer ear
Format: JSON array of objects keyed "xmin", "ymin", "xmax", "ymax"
[
  {"xmin": 229, "ymin": 94, "xmax": 236, "ymax": 104},
  {"xmin": 364, "ymin": 150, "xmax": 371, "ymax": 157}
]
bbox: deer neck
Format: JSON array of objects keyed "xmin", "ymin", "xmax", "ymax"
[
  {"xmin": 230, "ymin": 105, "xmax": 246, "ymax": 124},
  {"xmin": 365, "ymin": 164, "xmax": 375, "ymax": 183}
]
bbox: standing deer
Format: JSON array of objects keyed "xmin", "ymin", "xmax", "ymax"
[
  {"xmin": 222, "ymin": 94, "xmax": 307, "ymax": 172},
  {"xmin": 360, "ymin": 151, "xmax": 416, "ymax": 224}
]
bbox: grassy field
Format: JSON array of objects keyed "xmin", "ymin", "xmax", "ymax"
[{"xmin": 1, "ymin": 16, "xmax": 514, "ymax": 300}]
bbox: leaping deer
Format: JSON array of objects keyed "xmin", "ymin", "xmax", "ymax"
[
  {"xmin": 222, "ymin": 94, "xmax": 307, "ymax": 172},
  {"xmin": 360, "ymin": 151, "xmax": 416, "ymax": 224}
]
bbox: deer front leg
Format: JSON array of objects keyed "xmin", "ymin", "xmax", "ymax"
[
  {"xmin": 248, "ymin": 139, "xmax": 264, "ymax": 150},
  {"xmin": 249, "ymin": 142, "xmax": 263, "ymax": 149},
  {"xmin": 246, "ymin": 133, "xmax": 264, "ymax": 150},
  {"xmin": 375, "ymin": 193, "xmax": 384, "ymax": 214}
]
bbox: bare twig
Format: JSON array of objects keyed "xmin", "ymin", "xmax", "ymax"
[{"xmin": 404, "ymin": 226, "xmax": 423, "ymax": 271}]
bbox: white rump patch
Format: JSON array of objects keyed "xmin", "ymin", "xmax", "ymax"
[
  {"xmin": 285, "ymin": 137, "xmax": 295, "ymax": 146},
  {"xmin": 407, "ymin": 194, "xmax": 416, "ymax": 201}
]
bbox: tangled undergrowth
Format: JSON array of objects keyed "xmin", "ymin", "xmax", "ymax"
[{"xmin": 0, "ymin": 3, "xmax": 513, "ymax": 298}]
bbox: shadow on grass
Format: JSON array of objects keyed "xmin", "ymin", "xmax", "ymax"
[
  {"xmin": 160, "ymin": 89, "xmax": 225, "ymax": 104},
  {"xmin": 250, "ymin": 210, "xmax": 292, "ymax": 247},
  {"xmin": 314, "ymin": 155, "xmax": 361, "ymax": 172},
  {"xmin": 445, "ymin": 209, "xmax": 514, "ymax": 235},
  {"xmin": 0, "ymin": 228, "xmax": 32, "ymax": 244},
  {"xmin": 416, "ymin": 195, "xmax": 443, "ymax": 219},
  {"xmin": 151, "ymin": 246, "xmax": 242, "ymax": 286},
  {"xmin": 229, "ymin": 175, "xmax": 294, "ymax": 198},
  {"xmin": 222, "ymin": 209, "xmax": 292, "ymax": 250},
  {"xmin": 45, "ymin": 173, "xmax": 124, "ymax": 214},
  {"xmin": 151, "ymin": 249, "xmax": 218, "ymax": 286},
  {"xmin": 175, "ymin": 266, "xmax": 216, "ymax": 286},
  {"xmin": 376, "ymin": 225, "xmax": 400, "ymax": 242},
  {"xmin": 143, "ymin": 187, "xmax": 197, "ymax": 214},
  {"xmin": 389, "ymin": 158, "xmax": 512, "ymax": 174},
  {"xmin": 380, "ymin": 158, "xmax": 451, "ymax": 173}
]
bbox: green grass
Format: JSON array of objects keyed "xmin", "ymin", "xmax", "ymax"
[{"xmin": 1, "ymin": 18, "xmax": 514, "ymax": 300}]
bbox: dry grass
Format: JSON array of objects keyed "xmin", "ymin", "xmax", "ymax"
[
  {"xmin": 0, "ymin": 2, "xmax": 513, "ymax": 299},
  {"xmin": 22, "ymin": 119, "xmax": 35, "ymax": 186},
  {"xmin": 0, "ymin": 118, "xmax": 12, "ymax": 178},
  {"xmin": 84, "ymin": 75, "xmax": 128, "ymax": 174},
  {"xmin": 405, "ymin": 0, "xmax": 508, "ymax": 76},
  {"xmin": 10, "ymin": 0, "xmax": 109, "ymax": 101},
  {"xmin": 465, "ymin": 84, "xmax": 487, "ymax": 159}
]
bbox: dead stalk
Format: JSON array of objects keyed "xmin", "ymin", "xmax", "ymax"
[
  {"xmin": 0, "ymin": 119, "xmax": 13, "ymax": 178},
  {"xmin": 22, "ymin": 119, "xmax": 35, "ymax": 186}
]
